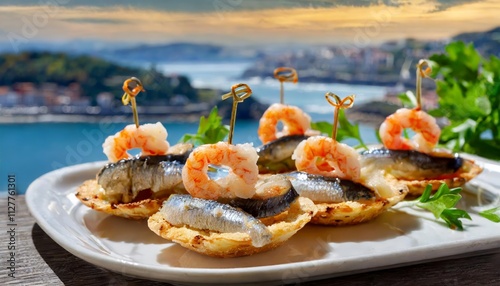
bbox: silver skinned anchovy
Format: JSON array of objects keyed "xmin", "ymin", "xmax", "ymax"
[
  {"xmin": 161, "ymin": 194, "xmax": 272, "ymax": 247},
  {"xmin": 256, "ymin": 135, "xmax": 309, "ymax": 173},
  {"xmin": 360, "ymin": 148, "xmax": 463, "ymax": 180},
  {"xmin": 97, "ymin": 155, "xmax": 186, "ymax": 203},
  {"xmin": 225, "ymin": 174, "xmax": 299, "ymax": 218},
  {"xmin": 284, "ymin": 171, "xmax": 376, "ymax": 203}
]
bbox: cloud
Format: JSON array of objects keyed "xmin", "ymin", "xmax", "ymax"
[
  {"xmin": 61, "ymin": 18, "xmax": 129, "ymax": 24},
  {"xmin": 0, "ymin": 1, "xmax": 498, "ymax": 46},
  {"xmin": 0, "ymin": 0, "xmax": 485, "ymax": 13},
  {"xmin": 431, "ymin": 0, "xmax": 483, "ymax": 11}
]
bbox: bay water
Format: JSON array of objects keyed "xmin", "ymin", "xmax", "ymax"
[{"xmin": 0, "ymin": 62, "xmax": 388, "ymax": 193}]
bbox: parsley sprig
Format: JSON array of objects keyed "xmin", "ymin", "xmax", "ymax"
[
  {"xmin": 419, "ymin": 184, "xmax": 471, "ymax": 230},
  {"xmin": 396, "ymin": 184, "xmax": 470, "ymax": 230},
  {"xmin": 180, "ymin": 106, "xmax": 229, "ymax": 146},
  {"xmin": 397, "ymin": 183, "xmax": 499, "ymax": 230},
  {"xmin": 479, "ymin": 207, "xmax": 500, "ymax": 223}
]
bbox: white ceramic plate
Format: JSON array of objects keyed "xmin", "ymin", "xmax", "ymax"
[{"xmin": 26, "ymin": 155, "xmax": 500, "ymax": 285}]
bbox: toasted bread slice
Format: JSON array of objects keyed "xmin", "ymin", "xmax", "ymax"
[
  {"xmin": 302, "ymin": 170, "xmax": 408, "ymax": 226},
  {"xmin": 400, "ymin": 159, "xmax": 483, "ymax": 196},
  {"xmin": 310, "ymin": 173, "xmax": 407, "ymax": 226},
  {"xmin": 76, "ymin": 179, "xmax": 164, "ymax": 220},
  {"xmin": 310, "ymin": 191, "xmax": 406, "ymax": 226},
  {"xmin": 147, "ymin": 197, "xmax": 316, "ymax": 258}
]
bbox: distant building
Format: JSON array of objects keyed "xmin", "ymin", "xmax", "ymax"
[
  {"xmin": 56, "ymin": 95, "xmax": 71, "ymax": 106},
  {"xmin": 65, "ymin": 82, "xmax": 83, "ymax": 102},
  {"xmin": 169, "ymin": 94, "xmax": 189, "ymax": 106},
  {"xmin": 13, "ymin": 82, "xmax": 45, "ymax": 106},
  {"xmin": 41, "ymin": 83, "xmax": 58, "ymax": 106},
  {"xmin": 0, "ymin": 86, "xmax": 18, "ymax": 107},
  {"xmin": 96, "ymin": 92, "xmax": 115, "ymax": 109}
]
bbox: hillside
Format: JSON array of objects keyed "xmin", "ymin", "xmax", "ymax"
[
  {"xmin": 104, "ymin": 43, "xmax": 261, "ymax": 63},
  {"xmin": 453, "ymin": 27, "xmax": 500, "ymax": 56},
  {"xmin": 0, "ymin": 52, "xmax": 198, "ymax": 106},
  {"xmin": 0, "ymin": 52, "xmax": 272, "ymax": 121}
]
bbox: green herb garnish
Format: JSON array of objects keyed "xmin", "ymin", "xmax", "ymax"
[
  {"xmin": 180, "ymin": 106, "xmax": 229, "ymax": 146},
  {"xmin": 399, "ymin": 184, "xmax": 471, "ymax": 230},
  {"xmin": 311, "ymin": 109, "xmax": 368, "ymax": 150},
  {"xmin": 417, "ymin": 184, "xmax": 471, "ymax": 230},
  {"xmin": 479, "ymin": 207, "xmax": 500, "ymax": 223},
  {"xmin": 397, "ymin": 183, "xmax": 500, "ymax": 229}
]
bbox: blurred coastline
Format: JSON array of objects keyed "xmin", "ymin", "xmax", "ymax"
[{"xmin": 1, "ymin": 26, "xmax": 499, "ymax": 125}]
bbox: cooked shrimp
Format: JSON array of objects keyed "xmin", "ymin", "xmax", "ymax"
[
  {"xmin": 292, "ymin": 136, "xmax": 360, "ymax": 181},
  {"xmin": 103, "ymin": 122, "xmax": 169, "ymax": 162},
  {"xmin": 258, "ymin": 103, "xmax": 311, "ymax": 144},
  {"xmin": 379, "ymin": 108, "xmax": 440, "ymax": 153},
  {"xmin": 182, "ymin": 142, "xmax": 259, "ymax": 200}
]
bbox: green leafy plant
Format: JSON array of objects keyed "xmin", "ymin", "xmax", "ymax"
[
  {"xmin": 180, "ymin": 106, "xmax": 229, "ymax": 146},
  {"xmin": 397, "ymin": 91, "xmax": 417, "ymax": 108},
  {"xmin": 427, "ymin": 41, "xmax": 500, "ymax": 160},
  {"xmin": 311, "ymin": 109, "xmax": 368, "ymax": 149}
]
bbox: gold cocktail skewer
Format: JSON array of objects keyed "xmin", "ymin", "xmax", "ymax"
[
  {"xmin": 325, "ymin": 92, "xmax": 355, "ymax": 140},
  {"xmin": 122, "ymin": 77, "xmax": 145, "ymax": 128},
  {"xmin": 273, "ymin": 67, "xmax": 298, "ymax": 104},
  {"xmin": 221, "ymin": 83, "xmax": 252, "ymax": 144},
  {"xmin": 415, "ymin": 59, "xmax": 432, "ymax": 111}
]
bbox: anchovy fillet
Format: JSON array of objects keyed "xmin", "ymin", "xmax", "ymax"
[
  {"xmin": 360, "ymin": 148, "xmax": 463, "ymax": 180},
  {"xmin": 161, "ymin": 194, "xmax": 272, "ymax": 247},
  {"xmin": 256, "ymin": 135, "xmax": 309, "ymax": 173},
  {"xmin": 97, "ymin": 155, "xmax": 186, "ymax": 203},
  {"xmin": 226, "ymin": 175, "xmax": 299, "ymax": 218},
  {"xmin": 284, "ymin": 171, "xmax": 375, "ymax": 203}
]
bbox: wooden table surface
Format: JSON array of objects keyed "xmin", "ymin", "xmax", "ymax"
[{"xmin": 1, "ymin": 195, "xmax": 499, "ymax": 286}]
